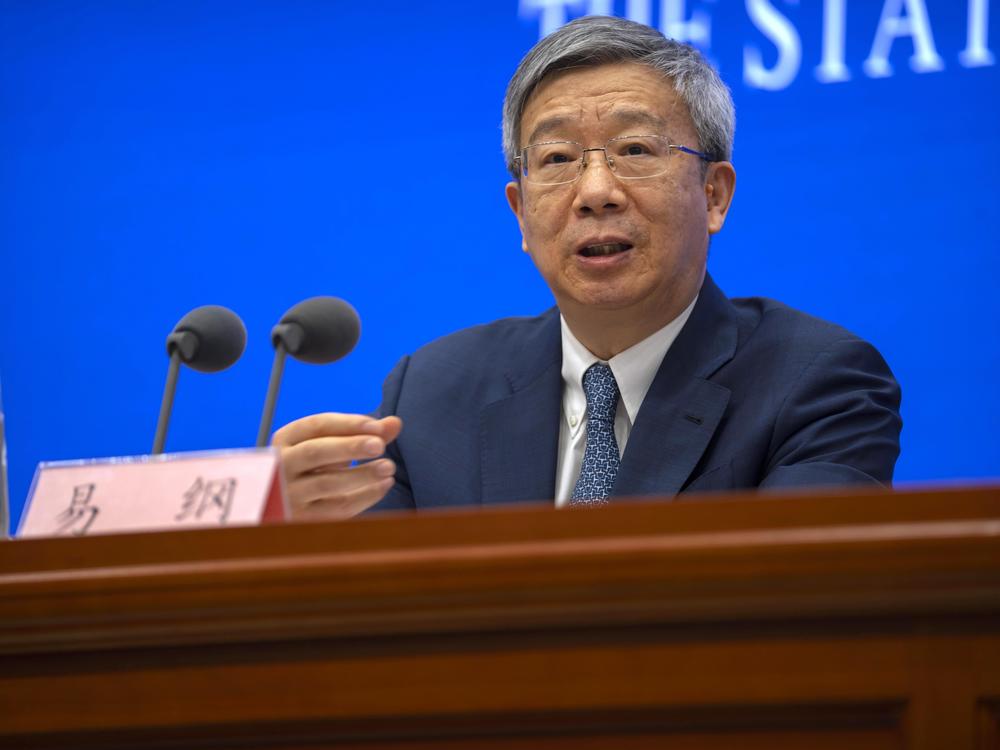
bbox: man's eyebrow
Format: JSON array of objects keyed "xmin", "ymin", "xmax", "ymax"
[{"xmin": 523, "ymin": 109, "xmax": 671, "ymax": 146}]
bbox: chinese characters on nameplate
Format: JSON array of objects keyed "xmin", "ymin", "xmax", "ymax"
[{"xmin": 17, "ymin": 449, "xmax": 286, "ymax": 538}]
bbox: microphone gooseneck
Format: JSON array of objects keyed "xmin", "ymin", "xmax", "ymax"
[
  {"xmin": 152, "ymin": 305, "xmax": 247, "ymax": 455},
  {"xmin": 256, "ymin": 297, "xmax": 361, "ymax": 447}
]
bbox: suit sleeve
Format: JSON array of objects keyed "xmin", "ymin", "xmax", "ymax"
[
  {"xmin": 369, "ymin": 355, "xmax": 416, "ymax": 511},
  {"xmin": 760, "ymin": 337, "xmax": 902, "ymax": 489}
]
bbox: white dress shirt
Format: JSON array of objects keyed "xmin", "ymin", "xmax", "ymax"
[{"xmin": 554, "ymin": 296, "xmax": 698, "ymax": 506}]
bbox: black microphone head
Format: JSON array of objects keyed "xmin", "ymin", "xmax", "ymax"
[
  {"xmin": 167, "ymin": 305, "xmax": 247, "ymax": 373},
  {"xmin": 273, "ymin": 296, "xmax": 360, "ymax": 364}
]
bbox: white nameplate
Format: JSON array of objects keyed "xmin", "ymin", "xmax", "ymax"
[{"xmin": 17, "ymin": 448, "xmax": 286, "ymax": 538}]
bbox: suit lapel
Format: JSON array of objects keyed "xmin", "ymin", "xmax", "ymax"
[
  {"xmin": 613, "ymin": 275, "xmax": 739, "ymax": 498},
  {"xmin": 480, "ymin": 310, "xmax": 562, "ymax": 506}
]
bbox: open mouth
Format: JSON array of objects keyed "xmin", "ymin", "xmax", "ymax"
[{"xmin": 579, "ymin": 242, "xmax": 633, "ymax": 258}]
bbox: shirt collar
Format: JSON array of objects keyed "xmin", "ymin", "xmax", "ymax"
[{"xmin": 560, "ymin": 295, "xmax": 698, "ymax": 432}]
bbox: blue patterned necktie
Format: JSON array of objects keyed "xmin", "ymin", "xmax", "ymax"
[{"xmin": 571, "ymin": 363, "xmax": 621, "ymax": 505}]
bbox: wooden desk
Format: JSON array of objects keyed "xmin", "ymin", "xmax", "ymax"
[{"xmin": 1, "ymin": 485, "xmax": 998, "ymax": 749}]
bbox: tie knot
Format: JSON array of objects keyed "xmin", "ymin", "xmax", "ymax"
[{"xmin": 582, "ymin": 363, "xmax": 619, "ymax": 425}]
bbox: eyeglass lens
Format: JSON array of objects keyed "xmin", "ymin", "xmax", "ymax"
[{"xmin": 522, "ymin": 135, "xmax": 675, "ymax": 185}]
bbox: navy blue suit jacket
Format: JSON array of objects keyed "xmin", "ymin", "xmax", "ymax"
[{"xmin": 374, "ymin": 275, "xmax": 901, "ymax": 510}]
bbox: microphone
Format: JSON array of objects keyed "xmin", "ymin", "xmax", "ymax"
[
  {"xmin": 152, "ymin": 305, "xmax": 247, "ymax": 455},
  {"xmin": 256, "ymin": 297, "xmax": 361, "ymax": 447}
]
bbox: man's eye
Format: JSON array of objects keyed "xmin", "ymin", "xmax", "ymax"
[
  {"xmin": 544, "ymin": 151, "xmax": 574, "ymax": 164},
  {"xmin": 622, "ymin": 143, "xmax": 650, "ymax": 156}
]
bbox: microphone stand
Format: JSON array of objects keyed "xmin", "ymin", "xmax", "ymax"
[
  {"xmin": 256, "ymin": 343, "xmax": 287, "ymax": 448},
  {"xmin": 152, "ymin": 348, "xmax": 181, "ymax": 455},
  {"xmin": 0, "ymin": 382, "xmax": 9, "ymax": 538},
  {"xmin": 153, "ymin": 330, "xmax": 198, "ymax": 455},
  {"xmin": 257, "ymin": 322, "xmax": 305, "ymax": 447}
]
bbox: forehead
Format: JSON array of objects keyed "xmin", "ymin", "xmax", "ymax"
[{"xmin": 520, "ymin": 62, "xmax": 688, "ymax": 144}]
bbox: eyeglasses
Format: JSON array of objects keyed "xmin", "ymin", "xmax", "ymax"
[{"xmin": 515, "ymin": 135, "xmax": 713, "ymax": 186}]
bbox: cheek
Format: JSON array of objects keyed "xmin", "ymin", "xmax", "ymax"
[
  {"xmin": 523, "ymin": 195, "xmax": 567, "ymax": 241},
  {"xmin": 646, "ymin": 185, "xmax": 706, "ymax": 237},
  {"xmin": 524, "ymin": 202, "xmax": 547, "ymax": 230}
]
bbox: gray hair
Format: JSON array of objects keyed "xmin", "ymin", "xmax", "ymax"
[{"xmin": 502, "ymin": 15, "xmax": 735, "ymax": 179}]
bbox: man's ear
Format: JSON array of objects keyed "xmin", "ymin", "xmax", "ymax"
[
  {"xmin": 704, "ymin": 161, "xmax": 736, "ymax": 235},
  {"xmin": 505, "ymin": 180, "xmax": 529, "ymax": 252}
]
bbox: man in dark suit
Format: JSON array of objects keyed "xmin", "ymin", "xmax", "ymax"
[{"xmin": 272, "ymin": 16, "xmax": 901, "ymax": 518}]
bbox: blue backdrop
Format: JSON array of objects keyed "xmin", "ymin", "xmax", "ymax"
[{"xmin": 2, "ymin": 0, "xmax": 998, "ymax": 529}]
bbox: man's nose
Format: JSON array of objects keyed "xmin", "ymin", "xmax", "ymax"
[{"xmin": 573, "ymin": 149, "xmax": 627, "ymax": 215}]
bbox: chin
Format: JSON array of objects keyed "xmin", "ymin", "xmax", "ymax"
[{"xmin": 564, "ymin": 288, "xmax": 646, "ymax": 312}]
